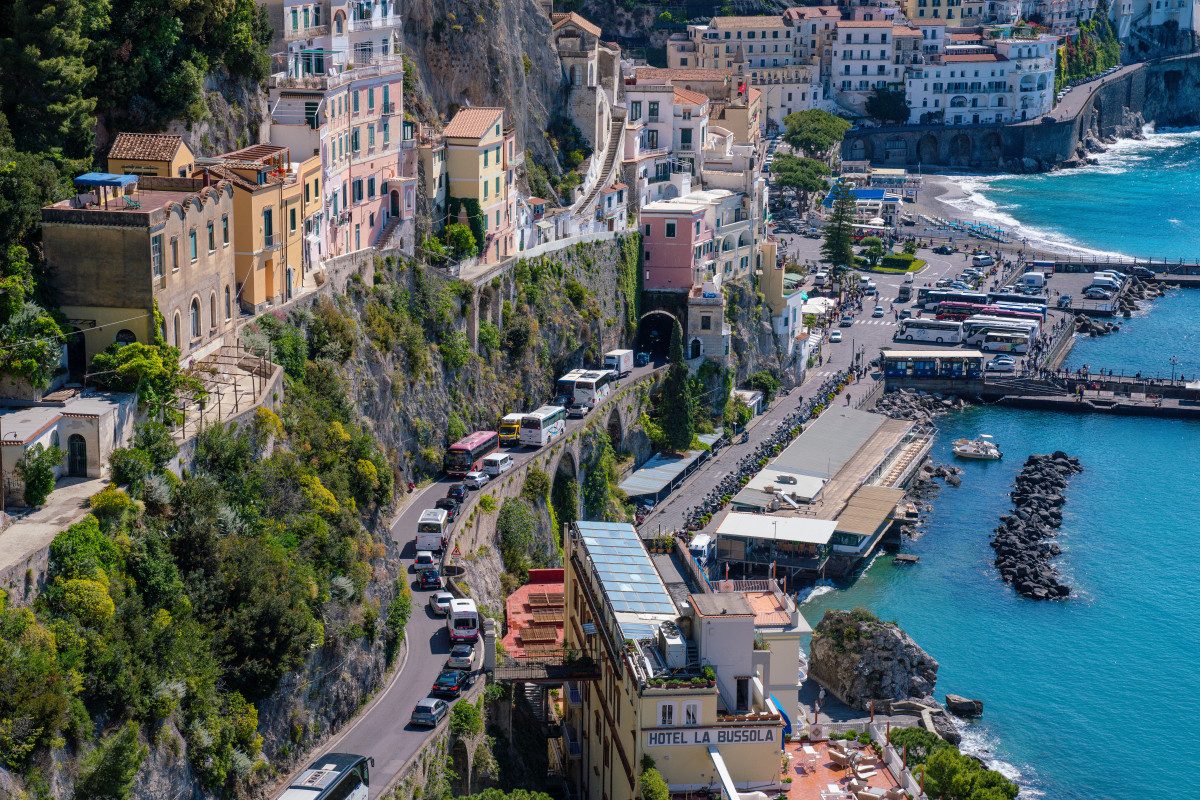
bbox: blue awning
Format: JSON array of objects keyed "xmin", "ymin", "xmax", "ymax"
[{"xmin": 73, "ymin": 173, "xmax": 140, "ymax": 188}]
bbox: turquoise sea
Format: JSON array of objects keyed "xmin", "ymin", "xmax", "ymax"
[{"xmin": 805, "ymin": 134, "xmax": 1200, "ymax": 800}]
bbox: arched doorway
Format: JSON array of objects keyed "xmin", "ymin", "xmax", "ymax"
[
  {"xmin": 66, "ymin": 327, "xmax": 87, "ymax": 382},
  {"xmin": 390, "ymin": 190, "xmax": 400, "ymax": 218},
  {"xmin": 689, "ymin": 338, "xmax": 702, "ymax": 359},
  {"xmin": 286, "ymin": 268, "xmax": 295, "ymax": 300},
  {"xmin": 67, "ymin": 434, "xmax": 87, "ymax": 477},
  {"xmin": 173, "ymin": 312, "xmax": 181, "ymax": 348},
  {"xmin": 115, "ymin": 329, "xmax": 137, "ymax": 346},
  {"xmin": 636, "ymin": 309, "xmax": 680, "ymax": 361},
  {"xmin": 918, "ymin": 134, "xmax": 939, "ymax": 165},
  {"xmin": 606, "ymin": 407, "xmax": 623, "ymax": 451},
  {"xmin": 950, "ymin": 133, "xmax": 972, "ymax": 167},
  {"xmin": 190, "ymin": 298, "xmax": 201, "ymax": 340}
]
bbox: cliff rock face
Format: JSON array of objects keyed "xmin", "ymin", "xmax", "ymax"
[
  {"xmin": 809, "ymin": 609, "xmax": 939, "ymax": 711},
  {"xmin": 725, "ymin": 282, "xmax": 793, "ymax": 387},
  {"xmin": 400, "ymin": 0, "xmax": 565, "ymax": 168}
]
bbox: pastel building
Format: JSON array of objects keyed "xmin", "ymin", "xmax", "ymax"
[
  {"xmin": 106, "ymin": 133, "xmax": 195, "ymax": 179},
  {"xmin": 443, "ymin": 107, "xmax": 518, "ymax": 264},
  {"xmin": 640, "ymin": 197, "xmax": 712, "ymax": 291}
]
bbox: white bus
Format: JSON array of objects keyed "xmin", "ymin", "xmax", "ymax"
[
  {"xmin": 519, "ymin": 405, "xmax": 567, "ymax": 447},
  {"xmin": 555, "ymin": 369, "xmax": 586, "ymax": 405},
  {"xmin": 416, "ymin": 509, "xmax": 449, "ymax": 552},
  {"xmin": 981, "ymin": 332, "xmax": 1031, "ymax": 354},
  {"xmin": 963, "ymin": 319, "xmax": 1038, "ymax": 346},
  {"xmin": 572, "ymin": 369, "xmax": 613, "ymax": 406},
  {"xmin": 447, "ymin": 598, "xmax": 480, "ymax": 643},
  {"xmin": 966, "ymin": 314, "xmax": 1040, "ymax": 337},
  {"xmin": 893, "ymin": 319, "xmax": 964, "ymax": 344}
]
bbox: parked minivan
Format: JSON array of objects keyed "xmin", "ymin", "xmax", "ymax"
[
  {"xmin": 482, "ymin": 452, "xmax": 513, "ymax": 477},
  {"xmin": 1017, "ymin": 272, "xmax": 1046, "ymax": 289},
  {"xmin": 972, "ymin": 254, "xmax": 996, "ymax": 267}
]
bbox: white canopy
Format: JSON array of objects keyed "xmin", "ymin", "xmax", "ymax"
[{"xmin": 716, "ymin": 512, "xmax": 836, "ymax": 546}]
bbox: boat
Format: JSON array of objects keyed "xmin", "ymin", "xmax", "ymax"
[{"xmin": 952, "ymin": 434, "xmax": 1002, "ymax": 460}]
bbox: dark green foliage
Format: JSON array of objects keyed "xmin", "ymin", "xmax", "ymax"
[
  {"xmin": 0, "ymin": 597, "xmax": 72, "ymax": 768},
  {"xmin": 256, "ymin": 314, "xmax": 309, "ymax": 379},
  {"xmin": 581, "ymin": 429, "xmax": 625, "ymax": 522},
  {"xmin": 1055, "ymin": 5, "xmax": 1121, "ymax": 93},
  {"xmin": 616, "ymin": 233, "xmax": 642, "ymax": 336},
  {"xmin": 497, "ymin": 498, "xmax": 537, "ymax": 581},
  {"xmin": 657, "ymin": 321, "xmax": 695, "ymax": 452},
  {"xmin": 49, "ymin": 515, "xmax": 120, "ymax": 581},
  {"xmin": 444, "ymin": 222, "xmax": 479, "ymax": 259},
  {"xmin": 16, "ymin": 443, "xmax": 63, "ymax": 507},
  {"xmin": 889, "ymin": 726, "xmax": 952, "ymax": 767},
  {"xmin": 745, "ymin": 370, "xmax": 782, "ymax": 403},
  {"xmin": 446, "ymin": 197, "xmax": 485, "ymax": 252},
  {"xmin": 308, "ymin": 296, "xmax": 358, "ymax": 361},
  {"xmin": 89, "ymin": 342, "xmax": 201, "ymax": 421},
  {"xmin": 782, "ymin": 109, "xmax": 851, "ymax": 158},
  {"xmin": 821, "ymin": 182, "xmax": 857, "ymax": 270},
  {"xmin": 74, "ymin": 721, "xmax": 147, "ymax": 800},
  {"xmin": 450, "ymin": 698, "xmax": 484, "ymax": 737},
  {"xmin": 640, "ymin": 767, "xmax": 670, "ymax": 800},
  {"xmin": 385, "ymin": 579, "xmax": 412, "ymax": 664},
  {"xmin": 110, "ymin": 448, "xmax": 153, "ymax": 492},
  {"xmin": 456, "ymin": 790, "xmax": 554, "ymax": 800},
  {"xmin": 865, "ymin": 87, "xmax": 910, "ymax": 124},
  {"xmin": 770, "ymin": 154, "xmax": 829, "ymax": 213},
  {"xmin": 916, "ymin": 745, "xmax": 1019, "ymax": 800}
]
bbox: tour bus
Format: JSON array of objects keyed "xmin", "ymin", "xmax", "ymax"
[
  {"xmin": 988, "ymin": 291, "xmax": 1048, "ymax": 308},
  {"xmin": 963, "ymin": 322, "xmax": 1036, "ymax": 347},
  {"xmin": 916, "ymin": 288, "xmax": 989, "ymax": 310},
  {"xmin": 573, "ymin": 369, "xmax": 614, "ymax": 406},
  {"xmin": 893, "ymin": 319, "xmax": 965, "ymax": 344},
  {"xmin": 447, "ymin": 598, "xmax": 481, "ymax": 643},
  {"xmin": 444, "ymin": 430, "xmax": 500, "ymax": 477},
  {"xmin": 981, "ymin": 331, "xmax": 1031, "ymax": 354},
  {"xmin": 416, "ymin": 509, "xmax": 449, "ymax": 552},
  {"xmin": 519, "ymin": 405, "xmax": 568, "ymax": 448},
  {"xmin": 555, "ymin": 369, "xmax": 585, "ymax": 405},
  {"xmin": 498, "ymin": 413, "xmax": 524, "ymax": 447},
  {"xmin": 277, "ymin": 753, "xmax": 372, "ymax": 800},
  {"xmin": 935, "ymin": 301, "xmax": 997, "ymax": 321}
]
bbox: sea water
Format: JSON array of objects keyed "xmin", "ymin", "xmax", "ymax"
[
  {"xmin": 805, "ymin": 143, "xmax": 1200, "ymax": 798},
  {"xmin": 945, "ymin": 127, "xmax": 1200, "ymax": 258}
]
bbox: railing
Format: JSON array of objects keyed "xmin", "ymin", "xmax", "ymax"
[
  {"xmin": 348, "ymin": 14, "xmax": 397, "ymax": 30},
  {"xmin": 284, "ymin": 24, "xmax": 329, "ymax": 40},
  {"xmin": 562, "ymin": 723, "xmax": 582, "ymax": 758},
  {"xmin": 869, "ymin": 722, "xmax": 930, "ymax": 800},
  {"xmin": 565, "ymin": 680, "xmax": 583, "ymax": 707}
]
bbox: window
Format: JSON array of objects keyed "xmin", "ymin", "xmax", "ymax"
[
  {"xmin": 495, "ymin": 176, "xmax": 500, "ymax": 195},
  {"xmin": 684, "ymin": 702, "xmax": 699, "ymax": 726},
  {"xmin": 368, "ymin": 126, "xmax": 375, "ymax": 149},
  {"xmin": 701, "ymin": 314, "xmax": 712, "ymax": 330},
  {"xmin": 367, "ymin": 177, "xmax": 376, "ymax": 198},
  {"xmin": 659, "ymin": 703, "xmax": 674, "ymax": 726},
  {"xmin": 483, "ymin": 180, "xmax": 489, "ymax": 199},
  {"xmin": 188, "ymin": 230, "xmax": 197, "ymax": 261},
  {"xmin": 222, "ymin": 215, "xmax": 229, "ymax": 245},
  {"xmin": 151, "ymin": 235, "xmax": 163, "ymax": 278},
  {"xmin": 352, "ymin": 91, "xmax": 360, "ymax": 113},
  {"xmin": 630, "ymin": 100, "xmax": 642, "ymax": 120},
  {"xmin": 207, "ymin": 221, "xmax": 215, "ymax": 252},
  {"xmin": 263, "ymin": 208, "xmax": 274, "ymax": 245},
  {"xmin": 352, "ymin": 128, "xmax": 360, "ymax": 152},
  {"xmin": 210, "ymin": 293, "xmax": 216, "ymax": 331},
  {"xmin": 367, "ymin": 88, "xmax": 375, "ymax": 111},
  {"xmin": 170, "ymin": 237, "xmax": 179, "ymax": 271},
  {"xmin": 290, "ymin": 207, "xmax": 297, "ymax": 232},
  {"xmin": 483, "ymin": 149, "xmax": 489, "ymax": 168},
  {"xmin": 644, "ymin": 224, "xmax": 651, "ymax": 236},
  {"xmin": 225, "ymin": 286, "xmax": 232, "ymax": 320},
  {"xmin": 665, "ymin": 221, "xmax": 676, "ymax": 238},
  {"xmin": 305, "ymin": 181, "xmax": 310, "ymax": 203},
  {"xmin": 352, "ymin": 179, "xmax": 363, "ymax": 203},
  {"xmin": 648, "ymin": 100, "xmax": 659, "ymax": 120},
  {"xmin": 190, "ymin": 298, "xmax": 201, "ymax": 339}
]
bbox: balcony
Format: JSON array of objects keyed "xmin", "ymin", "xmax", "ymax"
[
  {"xmin": 261, "ymin": 232, "xmax": 281, "ymax": 251},
  {"xmin": 565, "ymin": 681, "xmax": 582, "ymax": 707},
  {"xmin": 562, "ymin": 723, "xmax": 582, "ymax": 759},
  {"xmin": 284, "ymin": 24, "xmax": 329, "ymax": 41},
  {"xmin": 348, "ymin": 14, "xmax": 397, "ymax": 30}
]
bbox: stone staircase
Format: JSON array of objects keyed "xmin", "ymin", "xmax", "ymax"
[
  {"xmin": 985, "ymin": 375, "xmax": 1068, "ymax": 397},
  {"xmin": 572, "ymin": 113, "xmax": 625, "ymax": 219},
  {"xmin": 523, "ymin": 683, "xmax": 547, "ymax": 723}
]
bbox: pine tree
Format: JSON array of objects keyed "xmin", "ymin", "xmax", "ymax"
[
  {"xmin": 821, "ymin": 181, "xmax": 857, "ymax": 272},
  {"xmin": 657, "ymin": 321, "xmax": 695, "ymax": 453}
]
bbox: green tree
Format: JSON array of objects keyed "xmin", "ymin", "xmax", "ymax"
[
  {"xmin": 903, "ymin": 239, "xmax": 919, "ymax": 256},
  {"xmin": 782, "ymin": 109, "xmax": 851, "ymax": 159},
  {"xmin": 89, "ymin": 342, "xmax": 201, "ymax": 421},
  {"xmin": 497, "ymin": 498, "xmax": 537, "ymax": 580},
  {"xmin": 0, "ymin": 598, "xmax": 72, "ymax": 769},
  {"xmin": 16, "ymin": 443, "xmax": 63, "ymax": 506},
  {"xmin": 444, "ymin": 222, "xmax": 479, "ymax": 259},
  {"xmin": 889, "ymin": 726, "xmax": 952, "ymax": 767},
  {"xmin": 640, "ymin": 767, "xmax": 669, "ymax": 800},
  {"xmin": 745, "ymin": 370, "xmax": 781, "ymax": 403},
  {"xmin": 860, "ymin": 236, "xmax": 886, "ymax": 267},
  {"xmin": 0, "ymin": 301, "xmax": 65, "ymax": 387},
  {"xmin": 74, "ymin": 721, "xmax": 148, "ymax": 800},
  {"xmin": 821, "ymin": 182, "xmax": 857, "ymax": 271},
  {"xmin": 657, "ymin": 321, "xmax": 695, "ymax": 452},
  {"xmin": 770, "ymin": 154, "xmax": 829, "ymax": 214},
  {"xmin": 865, "ymin": 87, "xmax": 910, "ymax": 124},
  {"xmin": 450, "ymin": 699, "xmax": 484, "ymax": 737},
  {"xmin": 0, "ymin": 115, "xmax": 68, "ymax": 255}
]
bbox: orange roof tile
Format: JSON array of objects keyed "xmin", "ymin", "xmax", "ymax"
[
  {"xmin": 785, "ymin": 5, "xmax": 842, "ymax": 19},
  {"xmin": 893, "ymin": 27, "xmax": 922, "ymax": 36},
  {"xmin": 551, "ymin": 11, "xmax": 602, "ymax": 38},
  {"xmin": 710, "ymin": 15, "xmax": 789, "ymax": 28},
  {"xmin": 108, "ymin": 133, "xmax": 185, "ymax": 162},
  {"xmin": 674, "ymin": 87, "xmax": 710, "ymax": 106},
  {"xmin": 917, "ymin": 19, "xmax": 951, "ymax": 25},
  {"xmin": 443, "ymin": 107, "xmax": 504, "ymax": 139}
]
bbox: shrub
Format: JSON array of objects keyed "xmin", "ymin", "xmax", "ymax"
[
  {"xmin": 110, "ymin": 447, "xmax": 153, "ymax": 490},
  {"xmin": 497, "ymin": 498, "xmax": 536, "ymax": 580},
  {"xmin": 746, "ymin": 370, "xmax": 782, "ymax": 403},
  {"xmin": 478, "ymin": 494, "xmax": 498, "ymax": 514},
  {"xmin": 640, "ymin": 767, "xmax": 669, "ymax": 800},
  {"xmin": 444, "ymin": 222, "xmax": 478, "ymax": 259},
  {"xmin": 74, "ymin": 721, "xmax": 147, "ymax": 800},
  {"xmin": 16, "ymin": 443, "xmax": 63, "ymax": 507},
  {"xmin": 450, "ymin": 699, "xmax": 484, "ymax": 737},
  {"xmin": 385, "ymin": 578, "xmax": 412, "ymax": 663},
  {"xmin": 88, "ymin": 486, "xmax": 136, "ymax": 526},
  {"xmin": 49, "ymin": 515, "xmax": 119, "ymax": 581}
]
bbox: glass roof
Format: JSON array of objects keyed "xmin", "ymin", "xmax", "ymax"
[{"xmin": 576, "ymin": 521, "xmax": 677, "ymax": 617}]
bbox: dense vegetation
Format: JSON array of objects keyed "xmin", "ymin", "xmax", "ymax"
[
  {"xmin": 888, "ymin": 726, "xmax": 1019, "ymax": 800},
  {"xmin": 1054, "ymin": 7, "xmax": 1121, "ymax": 93}
]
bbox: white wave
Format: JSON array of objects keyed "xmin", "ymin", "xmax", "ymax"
[
  {"xmin": 797, "ymin": 580, "xmax": 837, "ymax": 604},
  {"xmin": 955, "ymin": 720, "xmax": 1045, "ymax": 799}
]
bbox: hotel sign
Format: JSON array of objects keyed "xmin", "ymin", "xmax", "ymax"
[{"xmin": 644, "ymin": 726, "xmax": 777, "ymax": 748}]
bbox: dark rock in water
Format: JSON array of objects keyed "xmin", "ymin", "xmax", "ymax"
[
  {"xmin": 929, "ymin": 709, "xmax": 963, "ymax": 745},
  {"xmin": 945, "ymin": 694, "xmax": 984, "ymax": 717}
]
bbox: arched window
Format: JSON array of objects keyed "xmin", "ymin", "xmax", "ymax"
[
  {"xmin": 210, "ymin": 293, "xmax": 217, "ymax": 330},
  {"xmin": 115, "ymin": 329, "xmax": 137, "ymax": 345},
  {"xmin": 190, "ymin": 298, "xmax": 201, "ymax": 340},
  {"xmin": 225, "ymin": 286, "xmax": 232, "ymax": 320},
  {"xmin": 173, "ymin": 312, "xmax": 181, "ymax": 347}
]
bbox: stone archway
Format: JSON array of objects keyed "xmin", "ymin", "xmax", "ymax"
[
  {"xmin": 606, "ymin": 406, "xmax": 624, "ymax": 452},
  {"xmin": 636, "ymin": 309, "xmax": 680, "ymax": 361},
  {"xmin": 551, "ymin": 448, "xmax": 580, "ymax": 528},
  {"xmin": 918, "ymin": 134, "xmax": 939, "ymax": 165},
  {"xmin": 950, "ymin": 133, "xmax": 972, "ymax": 167},
  {"xmin": 982, "ymin": 131, "xmax": 1004, "ymax": 166}
]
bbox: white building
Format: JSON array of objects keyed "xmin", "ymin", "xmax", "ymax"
[{"xmin": 832, "ymin": 21, "xmax": 903, "ymax": 106}]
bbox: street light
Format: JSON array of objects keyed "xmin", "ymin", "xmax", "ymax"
[{"xmin": 1170, "ymin": 355, "xmax": 1179, "ymax": 383}]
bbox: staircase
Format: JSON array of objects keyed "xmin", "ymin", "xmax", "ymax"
[
  {"xmin": 685, "ymin": 640, "xmax": 699, "ymax": 667},
  {"xmin": 985, "ymin": 375, "xmax": 1067, "ymax": 397},
  {"xmin": 377, "ymin": 215, "xmax": 403, "ymax": 251},
  {"xmin": 523, "ymin": 683, "xmax": 547, "ymax": 723},
  {"xmin": 572, "ymin": 113, "xmax": 626, "ymax": 219}
]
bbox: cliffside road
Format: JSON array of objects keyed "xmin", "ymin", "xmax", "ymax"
[
  {"xmin": 283, "ymin": 361, "xmax": 662, "ymax": 798},
  {"xmin": 1039, "ymin": 63, "xmax": 1143, "ymax": 123},
  {"xmin": 640, "ymin": 241, "xmax": 968, "ymax": 536}
]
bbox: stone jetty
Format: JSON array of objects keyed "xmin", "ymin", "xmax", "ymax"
[
  {"xmin": 991, "ymin": 451, "xmax": 1083, "ymax": 600},
  {"xmin": 876, "ymin": 389, "xmax": 971, "ymax": 422}
]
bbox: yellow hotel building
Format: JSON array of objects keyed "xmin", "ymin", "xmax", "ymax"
[
  {"xmin": 563, "ymin": 521, "xmax": 808, "ymax": 800},
  {"xmin": 443, "ymin": 107, "xmax": 518, "ymax": 264}
]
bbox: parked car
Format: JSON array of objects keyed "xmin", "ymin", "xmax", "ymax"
[
  {"xmin": 566, "ymin": 403, "xmax": 591, "ymax": 419},
  {"xmin": 1083, "ymin": 287, "xmax": 1113, "ymax": 300},
  {"xmin": 429, "ymin": 591, "xmax": 454, "ymax": 616},
  {"xmin": 933, "ymin": 245, "xmax": 955, "ymax": 255},
  {"xmin": 463, "ymin": 471, "xmax": 490, "ymax": 489},
  {"xmin": 899, "ymin": 309, "xmax": 913, "ymax": 320},
  {"xmin": 434, "ymin": 497, "xmax": 460, "ymax": 522},
  {"xmin": 410, "ymin": 697, "xmax": 449, "ymax": 728},
  {"xmin": 418, "ymin": 570, "xmax": 442, "ymax": 591},
  {"xmin": 987, "ymin": 357, "xmax": 1017, "ymax": 373},
  {"xmin": 839, "ymin": 315, "xmax": 854, "ymax": 327},
  {"xmin": 1130, "ymin": 266, "xmax": 1155, "ymax": 279},
  {"xmin": 972, "ymin": 254, "xmax": 996, "ymax": 267},
  {"xmin": 432, "ymin": 669, "xmax": 475, "ymax": 698},
  {"xmin": 447, "ymin": 483, "xmax": 468, "ymax": 503},
  {"xmin": 872, "ymin": 305, "xmax": 885, "ymax": 317},
  {"xmin": 446, "ymin": 643, "xmax": 475, "ymax": 671},
  {"xmin": 634, "ymin": 351, "xmax": 651, "ymax": 367},
  {"xmin": 414, "ymin": 550, "xmax": 437, "ymax": 571},
  {"xmin": 1057, "ymin": 295, "xmax": 1073, "ymax": 308},
  {"xmin": 830, "ymin": 331, "xmax": 843, "ymax": 343}
]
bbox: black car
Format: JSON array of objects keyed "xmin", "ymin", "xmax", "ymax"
[
  {"xmin": 447, "ymin": 484, "xmax": 468, "ymax": 503},
  {"xmin": 418, "ymin": 570, "xmax": 442, "ymax": 590},
  {"xmin": 1131, "ymin": 266, "xmax": 1155, "ymax": 279},
  {"xmin": 933, "ymin": 245, "xmax": 955, "ymax": 255},
  {"xmin": 434, "ymin": 497, "xmax": 460, "ymax": 521},
  {"xmin": 432, "ymin": 669, "xmax": 474, "ymax": 698}
]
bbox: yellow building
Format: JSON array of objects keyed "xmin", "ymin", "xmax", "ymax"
[
  {"xmin": 562, "ymin": 521, "xmax": 805, "ymax": 800},
  {"xmin": 201, "ymin": 144, "xmax": 319, "ymax": 311},
  {"xmin": 443, "ymin": 107, "xmax": 517, "ymax": 264},
  {"xmin": 106, "ymin": 133, "xmax": 195, "ymax": 178}
]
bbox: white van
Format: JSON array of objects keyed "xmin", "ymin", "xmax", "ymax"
[
  {"xmin": 1017, "ymin": 272, "xmax": 1046, "ymax": 289},
  {"xmin": 813, "ymin": 271, "xmax": 829, "ymax": 288},
  {"xmin": 482, "ymin": 452, "xmax": 513, "ymax": 477},
  {"xmin": 972, "ymin": 254, "xmax": 996, "ymax": 267},
  {"xmin": 1089, "ymin": 276, "xmax": 1121, "ymax": 290}
]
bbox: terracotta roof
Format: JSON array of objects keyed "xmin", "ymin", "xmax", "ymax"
[
  {"xmin": 528, "ymin": 196, "xmax": 547, "ymax": 204},
  {"xmin": 893, "ymin": 27, "xmax": 922, "ymax": 36},
  {"xmin": 836, "ymin": 19, "xmax": 895, "ymax": 27},
  {"xmin": 748, "ymin": 86, "xmax": 763, "ymax": 102},
  {"xmin": 674, "ymin": 87, "xmax": 710, "ymax": 106},
  {"xmin": 198, "ymin": 165, "xmax": 258, "ymax": 192},
  {"xmin": 949, "ymin": 31, "xmax": 983, "ymax": 39},
  {"xmin": 785, "ymin": 6, "xmax": 842, "ymax": 20},
  {"xmin": 607, "ymin": 182, "xmax": 628, "ymax": 191},
  {"xmin": 710, "ymin": 15, "xmax": 788, "ymax": 29},
  {"xmin": 637, "ymin": 67, "xmax": 732, "ymax": 83},
  {"xmin": 944, "ymin": 52, "xmax": 1006, "ymax": 61},
  {"xmin": 443, "ymin": 107, "xmax": 504, "ymax": 139},
  {"xmin": 551, "ymin": 11, "xmax": 602, "ymax": 38},
  {"xmin": 108, "ymin": 133, "xmax": 185, "ymax": 162},
  {"xmin": 917, "ymin": 19, "xmax": 951, "ymax": 25},
  {"xmin": 216, "ymin": 143, "xmax": 288, "ymax": 164}
]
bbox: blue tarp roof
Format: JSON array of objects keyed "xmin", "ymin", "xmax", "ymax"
[
  {"xmin": 73, "ymin": 172, "xmax": 140, "ymax": 188},
  {"xmin": 822, "ymin": 187, "xmax": 888, "ymax": 207}
]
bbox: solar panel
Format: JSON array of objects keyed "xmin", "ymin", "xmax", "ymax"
[{"xmin": 576, "ymin": 522, "xmax": 676, "ymax": 621}]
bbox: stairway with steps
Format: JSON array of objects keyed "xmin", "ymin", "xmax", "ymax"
[
  {"xmin": 376, "ymin": 215, "xmax": 403, "ymax": 251},
  {"xmin": 523, "ymin": 683, "xmax": 546, "ymax": 723},
  {"xmin": 985, "ymin": 375, "xmax": 1068, "ymax": 397},
  {"xmin": 572, "ymin": 114, "xmax": 625, "ymax": 218}
]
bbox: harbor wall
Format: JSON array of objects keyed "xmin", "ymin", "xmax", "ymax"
[{"xmin": 841, "ymin": 52, "xmax": 1200, "ymax": 172}]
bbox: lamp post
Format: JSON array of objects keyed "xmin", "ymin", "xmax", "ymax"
[{"xmin": 1170, "ymin": 355, "xmax": 1179, "ymax": 383}]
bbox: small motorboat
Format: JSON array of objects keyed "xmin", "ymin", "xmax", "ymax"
[{"xmin": 953, "ymin": 434, "xmax": 1002, "ymax": 460}]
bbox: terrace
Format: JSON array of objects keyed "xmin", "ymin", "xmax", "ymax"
[{"xmin": 783, "ymin": 739, "xmax": 904, "ymax": 800}]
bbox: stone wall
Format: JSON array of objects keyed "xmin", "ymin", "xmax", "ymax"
[{"xmin": 841, "ymin": 52, "xmax": 1200, "ymax": 172}]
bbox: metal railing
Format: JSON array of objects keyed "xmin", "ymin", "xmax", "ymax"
[{"xmin": 284, "ymin": 24, "xmax": 329, "ymax": 40}]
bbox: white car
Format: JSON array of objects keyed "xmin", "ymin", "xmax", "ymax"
[
  {"xmin": 987, "ymin": 358, "xmax": 1017, "ymax": 373},
  {"xmin": 1082, "ymin": 288, "xmax": 1113, "ymax": 300},
  {"xmin": 872, "ymin": 305, "xmax": 885, "ymax": 317},
  {"xmin": 463, "ymin": 471, "xmax": 490, "ymax": 489},
  {"xmin": 429, "ymin": 591, "xmax": 454, "ymax": 616},
  {"xmin": 829, "ymin": 331, "xmax": 843, "ymax": 343},
  {"xmin": 446, "ymin": 643, "xmax": 475, "ymax": 671}
]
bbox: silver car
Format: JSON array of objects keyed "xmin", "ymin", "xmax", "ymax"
[
  {"xmin": 446, "ymin": 643, "xmax": 475, "ymax": 671},
  {"xmin": 429, "ymin": 591, "xmax": 454, "ymax": 616},
  {"xmin": 410, "ymin": 697, "xmax": 449, "ymax": 728}
]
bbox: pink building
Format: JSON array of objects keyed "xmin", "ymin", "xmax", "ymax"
[{"xmin": 640, "ymin": 199, "xmax": 713, "ymax": 291}]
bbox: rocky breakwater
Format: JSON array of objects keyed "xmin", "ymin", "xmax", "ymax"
[
  {"xmin": 991, "ymin": 452, "xmax": 1083, "ymax": 600},
  {"xmin": 876, "ymin": 389, "xmax": 971, "ymax": 422}
]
